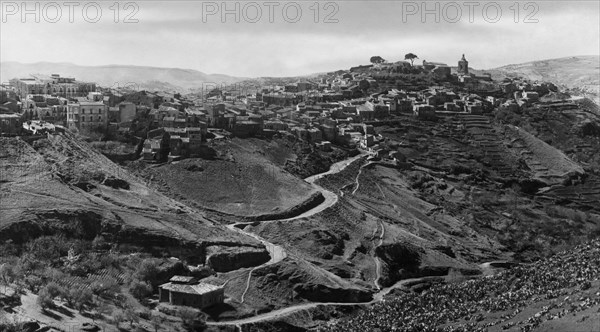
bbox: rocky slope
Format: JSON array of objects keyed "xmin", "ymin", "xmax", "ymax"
[
  {"xmin": 0, "ymin": 133, "xmax": 266, "ymax": 265},
  {"xmin": 323, "ymin": 238, "xmax": 600, "ymax": 332}
]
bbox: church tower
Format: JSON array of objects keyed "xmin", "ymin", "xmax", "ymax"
[{"xmin": 458, "ymin": 54, "xmax": 469, "ymax": 75}]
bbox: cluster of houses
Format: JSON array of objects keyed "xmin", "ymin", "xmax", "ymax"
[{"xmin": 2, "ymin": 55, "xmax": 566, "ymax": 163}]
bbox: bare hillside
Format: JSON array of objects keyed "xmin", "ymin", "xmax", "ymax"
[
  {"xmin": 0, "ymin": 133, "xmax": 262, "ymax": 259},
  {"xmin": 489, "ymin": 55, "xmax": 600, "ymax": 104}
]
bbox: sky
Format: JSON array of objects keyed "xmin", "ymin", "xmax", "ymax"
[{"xmin": 1, "ymin": 0, "xmax": 599, "ymax": 77}]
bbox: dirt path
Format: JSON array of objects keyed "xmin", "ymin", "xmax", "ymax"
[
  {"xmin": 351, "ymin": 164, "xmax": 365, "ymax": 195},
  {"xmin": 373, "ymin": 221, "xmax": 385, "ymax": 290},
  {"xmin": 226, "ymin": 223, "xmax": 287, "ymax": 303},
  {"xmin": 207, "ymin": 276, "xmax": 429, "ymax": 327}
]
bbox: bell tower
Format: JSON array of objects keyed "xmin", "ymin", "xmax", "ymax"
[{"xmin": 458, "ymin": 54, "xmax": 469, "ymax": 75}]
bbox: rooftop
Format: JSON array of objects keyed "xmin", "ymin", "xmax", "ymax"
[
  {"xmin": 169, "ymin": 276, "xmax": 196, "ymax": 284},
  {"xmin": 159, "ymin": 282, "xmax": 222, "ymax": 295}
]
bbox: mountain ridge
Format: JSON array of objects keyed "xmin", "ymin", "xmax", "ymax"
[{"xmin": 0, "ymin": 61, "xmax": 249, "ymax": 92}]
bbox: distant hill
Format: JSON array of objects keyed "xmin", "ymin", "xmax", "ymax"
[
  {"xmin": 488, "ymin": 55, "xmax": 600, "ymax": 104},
  {"xmin": 0, "ymin": 61, "xmax": 247, "ymax": 92}
]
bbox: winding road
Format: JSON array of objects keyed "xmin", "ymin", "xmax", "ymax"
[
  {"xmin": 207, "ymin": 152, "xmax": 429, "ymax": 326},
  {"xmin": 224, "ymin": 153, "xmax": 367, "ymax": 303},
  {"xmin": 207, "ymin": 275, "xmax": 427, "ymax": 327},
  {"xmin": 373, "ymin": 221, "xmax": 385, "ymax": 290},
  {"xmin": 208, "ymin": 153, "xmax": 504, "ymax": 327}
]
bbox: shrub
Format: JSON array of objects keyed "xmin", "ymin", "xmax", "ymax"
[
  {"xmin": 129, "ymin": 280, "xmax": 153, "ymax": 301},
  {"xmin": 138, "ymin": 308, "xmax": 152, "ymax": 320},
  {"xmin": 24, "ymin": 275, "xmax": 43, "ymax": 293},
  {"xmin": 92, "ymin": 235, "xmax": 110, "ymax": 250},
  {"xmin": 178, "ymin": 308, "xmax": 207, "ymax": 332},
  {"xmin": 178, "ymin": 307, "xmax": 198, "ymax": 326},
  {"xmin": 0, "ymin": 264, "xmax": 15, "ymax": 285},
  {"xmin": 25, "ymin": 235, "xmax": 68, "ymax": 261},
  {"xmin": 17, "ymin": 254, "xmax": 43, "ymax": 274},
  {"xmin": 71, "ymin": 288, "xmax": 94, "ymax": 312},
  {"xmin": 37, "ymin": 287, "xmax": 54, "ymax": 310},
  {"xmin": 136, "ymin": 259, "xmax": 159, "ymax": 284},
  {"xmin": 45, "ymin": 282, "xmax": 65, "ymax": 299},
  {"xmin": 99, "ymin": 252, "xmax": 120, "ymax": 269}
]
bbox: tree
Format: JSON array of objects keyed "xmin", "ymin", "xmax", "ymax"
[
  {"xmin": 37, "ymin": 287, "xmax": 54, "ymax": 310},
  {"xmin": 0, "ymin": 264, "xmax": 15, "ymax": 285},
  {"xmin": 178, "ymin": 307, "xmax": 198, "ymax": 327},
  {"xmin": 74, "ymin": 288, "xmax": 93, "ymax": 313},
  {"xmin": 67, "ymin": 288, "xmax": 79, "ymax": 307},
  {"xmin": 128, "ymin": 280, "xmax": 152, "ymax": 301},
  {"xmin": 44, "ymin": 282, "xmax": 64, "ymax": 299},
  {"xmin": 135, "ymin": 259, "xmax": 159, "ymax": 284},
  {"xmin": 24, "ymin": 275, "xmax": 43, "ymax": 293},
  {"xmin": 370, "ymin": 56, "xmax": 386, "ymax": 64},
  {"xmin": 405, "ymin": 53, "xmax": 419, "ymax": 67}
]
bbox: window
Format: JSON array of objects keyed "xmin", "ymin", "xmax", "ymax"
[{"xmin": 82, "ymin": 109, "xmax": 85, "ymax": 114}]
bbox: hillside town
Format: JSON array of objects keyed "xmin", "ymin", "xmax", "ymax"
[
  {"xmin": 1, "ymin": 54, "xmax": 570, "ymax": 164},
  {"xmin": 1, "ymin": 52, "xmax": 600, "ymax": 332}
]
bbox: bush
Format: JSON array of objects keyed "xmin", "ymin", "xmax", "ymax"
[
  {"xmin": 24, "ymin": 275, "xmax": 43, "ymax": 293},
  {"xmin": 37, "ymin": 287, "xmax": 54, "ymax": 310},
  {"xmin": 17, "ymin": 254, "xmax": 43, "ymax": 274},
  {"xmin": 99, "ymin": 253, "xmax": 120, "ymax": 269},
  {"xmin": 45, "ymin": 282, "xmax": 65, "ymax": 299},
  {"xmin": 92, "ymin": 235, "xmax": 110, "ymax": 250},
  {"xmin": 136, "ymin": 259, "xmax": 159, "ymax": 284},
  {"xmin": 25, "ymin": 235, "xmax": 69, "ymax": 261},
  {"xmin": 138, "ymin": 308, "xmax": 152, "ymax": 320},
  {"xmin": 178, "ymin": 307, "xmax": 199, "ymax": 326},
  {"xmin": 129, "ymin": 280, "xmax": 153, "ymax": 301},
  {"xmin": 178, "ymin": 307, "xmax": 207, "ymax": 332},
  {"xmin": 0, "ymin": 264, "xmax": 16, "ymax": 285},
  {"xmin": 68, "ymin": 288, "xmax": 94, "ymax": 312}
]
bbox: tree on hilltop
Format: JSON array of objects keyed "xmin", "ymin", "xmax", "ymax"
[
  {"xmin": 370, "ymin": 56, "xmax": 386, "ymax": 64},
  {"xmin": 405, "ymin": 53, "xmax": 418, "ymax": 67}
]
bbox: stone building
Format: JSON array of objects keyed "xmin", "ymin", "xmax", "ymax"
[{"xmin": 159, "ymin": 276, "xmax": 224, "ymax": 309}]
